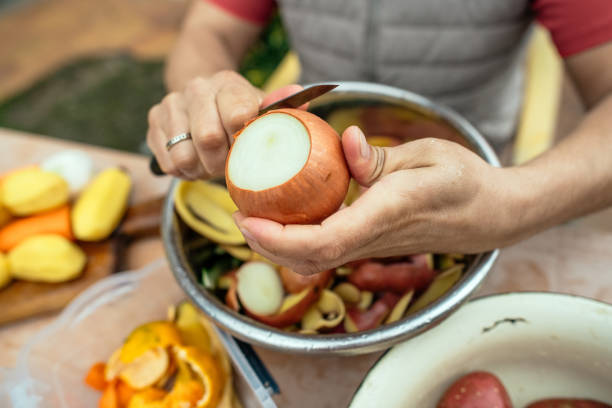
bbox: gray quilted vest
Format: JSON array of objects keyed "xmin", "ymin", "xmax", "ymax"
[{"xmin": 277, "ymin": 0, "xmax": 533, "ymax": 149}]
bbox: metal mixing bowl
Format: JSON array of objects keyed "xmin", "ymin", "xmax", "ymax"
[{"xmin": 162, "ymin": 82, "xmax": 500, "ymax": 354}]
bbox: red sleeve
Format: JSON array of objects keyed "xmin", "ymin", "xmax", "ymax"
[
  {"xmin": 206, "ymin": 0, "xmax": 275, "ymax": 25},
  {"xmin": 532, "ymin": 0, "xmax": 612, "ymax": 57}
]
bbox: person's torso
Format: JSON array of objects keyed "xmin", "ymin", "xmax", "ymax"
[{"xmin": 277, "ymin": 0, "xmax": 534, "ymax": 147}]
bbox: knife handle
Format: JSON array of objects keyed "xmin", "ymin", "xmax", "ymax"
[{"xmin": 149, "ymin": 157, "xmax": 166, "ymax": 176}]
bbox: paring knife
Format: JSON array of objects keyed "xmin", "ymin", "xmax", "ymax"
[{"xmin": 149, "ymin": 84, "xmax": 339, "ymax": 176}]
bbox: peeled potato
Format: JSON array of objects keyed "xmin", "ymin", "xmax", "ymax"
[{"xmin": 8, "ymin": 234, "xmax": 86, "ymax": 283}]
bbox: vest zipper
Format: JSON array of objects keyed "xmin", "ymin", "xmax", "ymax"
[{"xmin": 362, "ymin": 0, "xmax": 379, "ymax": 81}]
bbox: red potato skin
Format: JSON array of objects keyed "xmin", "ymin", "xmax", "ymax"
[
  {"xmin": 348, "ymin": 259, "xmax": 436, "ymax": 293},
  {"xmin": 279, "ymin": 267, "xmax": 332, "ymax": 294},
  {"xmin": 526, "ymin": 399, "xmax": 612, "ymax": 408},
  {"xmin": 325, "ymin": 323, "xmax": 346, "ymax": 334},
  {"xmin": 226, "ymin": 108, "xmax": 350, "ymax": 225},
  {"xmin": 345, "ymin": 292, "xmax": 400, "ymax": 332},
  {"xmin": 246, "ymin": 286, "xmax": 320, "ymax": 328},
  {"xmin": 437, "ymin": 371, "xmax": 512, "ymax": 408}
]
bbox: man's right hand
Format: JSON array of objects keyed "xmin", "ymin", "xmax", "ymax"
[{"xmin": 147, "ymin": 70, "xmax": 264, "ymax": 179}]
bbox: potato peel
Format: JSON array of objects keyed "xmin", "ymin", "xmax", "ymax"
[{"xmin": 174, "ymin": 181, "xmax": 245, "ymax": 245}]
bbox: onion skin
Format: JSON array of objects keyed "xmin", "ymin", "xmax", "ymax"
[
  {"xmin": 223, "ymin": 271, "xmax": 240, "ymax": 312},
  {"xmin": 226, "ymin": 108, "xmax": 350, "ymax": 225},
  {"xmin": 246, "ymin": 287, "xmax": 320, "ymax": 328}
]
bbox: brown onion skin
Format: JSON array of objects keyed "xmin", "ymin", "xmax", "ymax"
[
  {"xmin": 225, "ymin": 108, "xmax": 350, "ymax": 225},
  {"xmin": 245, "ymin": 286, "xmax": 320, "ymax": 328}
]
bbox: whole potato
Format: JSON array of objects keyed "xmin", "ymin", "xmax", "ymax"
[{"xmin": 437, "ymin": 371, "xmax": 512, "ymax": 408}]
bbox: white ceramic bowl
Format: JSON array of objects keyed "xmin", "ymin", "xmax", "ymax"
[{"xmin": 350, "ymin": 292, "xmax": 612, "ymax": 407}]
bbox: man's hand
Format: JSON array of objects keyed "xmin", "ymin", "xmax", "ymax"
[
  {"xmin": 233, "ymin": 127, "xmax": 519, "ymax": 275},
  {"xmin": 147, "ymin": 72, "xmax": 302, "ymax": 179}
]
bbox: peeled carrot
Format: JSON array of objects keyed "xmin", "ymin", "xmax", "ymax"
[
  {"xmin": 99, "ymin": 380, "xmax": 119, "ymax": 408},
  {"xmin": 117, "ymin": 380, "xmax": 136, "ymax": 408},
  {"xmin": 0, "ymin": 205, "xmax": 73, "ymax": 251},
  {"xmin": 84, "ymin": 362, "xmax": 107, "ymax": 391}
]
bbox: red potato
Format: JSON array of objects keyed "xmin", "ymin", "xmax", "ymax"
[
  {"xmin": 279, "ymin": 266, "xmax": 332, "ymax": 294},
  {"xmin": 526, "ymin": 399, "xmax": 612, "ymax": 408},
  {"xmin": 248, "ymin": 287, "xmax": 320, "ymax": 328},
  {"xmin": 348, "ymin": 258, "xmax": 436, "ymax": 293},
  {"xmin": 344, "ymin": 292, "xmax": 400, "ymax": 332},
  {"xmin": 437, "ymin": 371, "xmax": 512, "ymax": 408}
]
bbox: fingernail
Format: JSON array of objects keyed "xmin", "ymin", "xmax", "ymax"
[
  {"xmin": 240, "ymin": 227, "xmax": 255, "ymax": 242},
  {"xmin": 357, "ymin": 128, "xmax": 370, "ymax": 160}
]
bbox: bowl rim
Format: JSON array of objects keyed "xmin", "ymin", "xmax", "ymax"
[
  {"xmin": 348, "ymin": 291, "xmax": 612, "ymax": 406},
  {"xmin": 162, "ymin": 81, "xmax": 500, "ymax": 354}
]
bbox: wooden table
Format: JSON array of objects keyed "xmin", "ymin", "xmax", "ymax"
[{"xmin": 1, "ymin": 128, "xmax": 612, "ymax": 408}]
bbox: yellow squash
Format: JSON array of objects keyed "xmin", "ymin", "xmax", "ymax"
[
  {"xmin": 72, "ymin": 168, "xmax": 131, "ymax": 241},
  {"xmin": 0, "ymin": 204, "xmax": 11, "ymax": 228},
  {"xmin": 8, "ymin": 234, "xmax": 86, "ymax": 282},
  {"xmin": 127, "ymin": 388, "xmax": 167, "ymax": 408},
  {"xmin": 119, "ymin": 321, "xmax": 182, "ymax": 364},
  {"xmin": 172, "ymin": 345, "xmax": 224, "ymax": 408},
  {"xmin": 175, "ymin": 302, "xmax": 236, "ymax": 408},
  {"xmin": 174, "ymin": 302, "xmax": 212, "ymax": 352},
  {"xmin": 0, "ymin": 253, "xmax": 11, "ymax": 290},
  {"xmin": 1, "ymin": 168, "xmax": 69, "ymax": 216}
]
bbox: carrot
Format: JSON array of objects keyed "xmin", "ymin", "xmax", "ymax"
[
  {"xmin": 117, "ymin": 380, "xmax": 136, "ymax": 408},
  {"xmin": 84, "ymin": 362, "xmax": 107, "ymax": 391},
  {"xmin": 99, "ymin": 380, "xmax": 119, "ymax": 408},
  {"xmin": 0, "ymin": 205, "xmax": 73, "ymax": 251}
]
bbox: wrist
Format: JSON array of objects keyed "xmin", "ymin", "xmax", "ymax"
[{"xmin": 490, "ymin": 166, "xmax": 543, "ymax": 247}]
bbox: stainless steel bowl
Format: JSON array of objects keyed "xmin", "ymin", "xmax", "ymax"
[{"xmin": 162, "ymin": 82, "xmax": 500, "ymax": 355}]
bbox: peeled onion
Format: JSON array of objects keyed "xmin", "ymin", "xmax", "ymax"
[
  {"xmin": 40, "ymin": 149, "xmax": 93, "ymax": 194},
  {"xmin": 225, "ymin": 108, "xmax": 349, "ymax": 225}
]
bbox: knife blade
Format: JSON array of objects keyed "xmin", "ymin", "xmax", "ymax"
[
  {"xmin": 258, "ymin": 84, "xmax": 338, "ymax": 114},
  {"xmin": 150, "ymin": 84, "xmax": 338, "ymax": 176}
]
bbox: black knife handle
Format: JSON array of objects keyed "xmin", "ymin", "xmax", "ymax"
[{"xmin": 149, "ymin": 157, "xmax": 166, "ymax": 176}]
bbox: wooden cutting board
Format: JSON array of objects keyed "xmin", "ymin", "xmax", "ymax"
[{"xmin": 0, "ymin": 197, "xmax": 165, "ymax": 325}]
